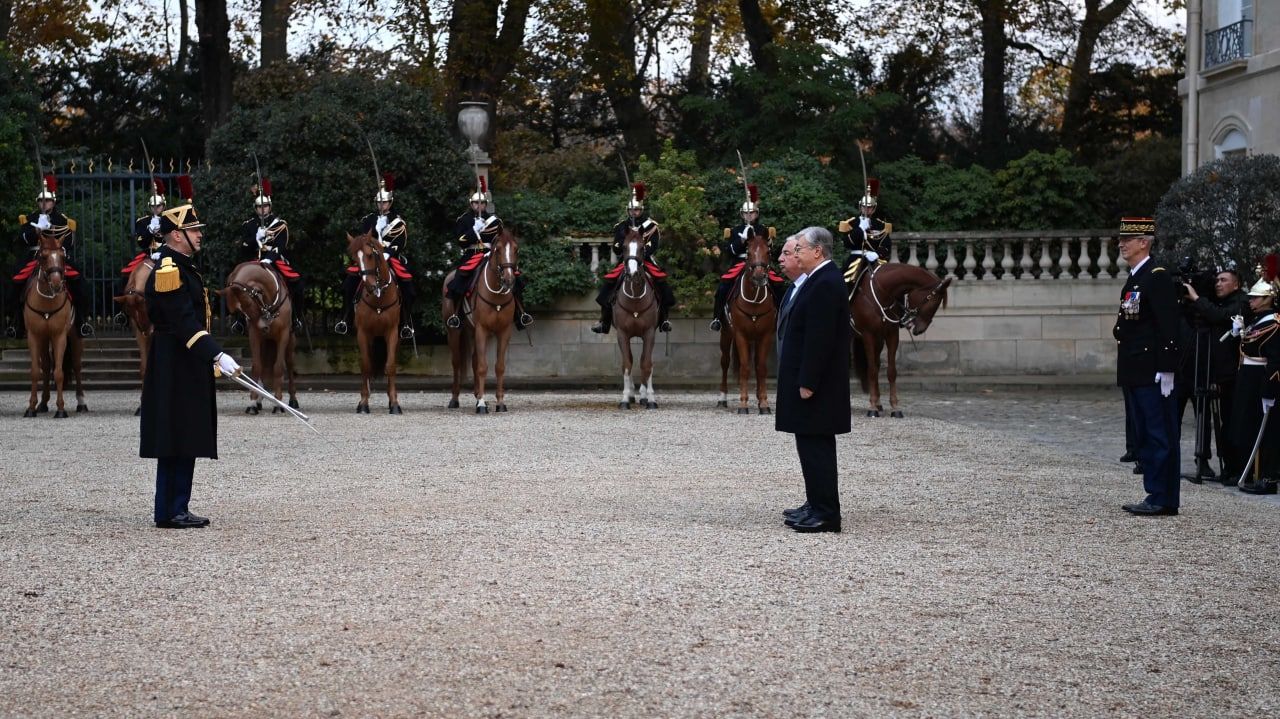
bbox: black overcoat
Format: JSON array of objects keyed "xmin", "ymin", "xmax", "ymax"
[
  {"xmin": 1112, "ymin": 259, "xmax": 1180, "ymax": 387},
  {"xmin": 139, "ymin": 246, "xmax": 224, "ymax": 459},
  {"xmin": 775, "ymin": 261, "xmax": 852, "ymax": 435}
]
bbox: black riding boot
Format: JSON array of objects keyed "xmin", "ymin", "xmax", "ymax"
[
  {"xmin": 514, "ymin": 275, "xmax": 533, "ymax": 330},
  {"xmin": 398, "ymin": 280, "xmax": 417, "ymax": 339},
  {"xmin": 67, "ymin": 276, "xmax": 93, "ymax": 336},
  {"xmin": 657, "ymin": 281, "xmax": 675, "ymax": 333},
  {"xmin": 335, "ymin": 273, "xmax": 358, "ymax": 335},
  {"xmin": 591, "ymin": 282, "xmax": 613, "ymax": 334},
  {"xmin": 289, "ymin": 278, "xmax": 306, "ymax": 331},
  {"xmin": 3, "ymin": 283, "xmax": 20, "ymax": 338},
  {"xmin": 710, "ymin": 281, "xmax": 730, "ymax": 331}
]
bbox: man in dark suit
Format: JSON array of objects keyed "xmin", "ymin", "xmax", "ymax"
[
  {"xmin": 1113, "ymin": 216, "xmax": 1181, "ymax": 516},
  {"xmin": 775, "ymin": 227, "xmax": 852, "ymax": 533}
]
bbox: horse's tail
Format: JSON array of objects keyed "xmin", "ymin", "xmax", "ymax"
[{"xmin": 851, "ymin": 334, "xmax": 871, "ymax": 393}]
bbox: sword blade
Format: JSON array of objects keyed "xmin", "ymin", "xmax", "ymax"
[
  {"xmin": 225, "ymin": 370, "xmax": 311, "ymax": 423},
  {"xmin": 1241, "ymin": 405, "xmax": 1272, "ymax": 481}
]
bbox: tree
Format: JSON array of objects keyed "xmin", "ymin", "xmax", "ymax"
[
  {"xmin": 443, "ymin": 0, "xmax": 533, "ymax": 149},
  {"xmin": 196, "ymin": 0, "xmax": 233, "ymax": 134},
  {"xmin": 1058, "ymin": 0, "xmax": 1135, "ymax": 148},
  {"xmin": 737, "ymin": 0, "xmax": 777, "ymax": 75},
  {"xmin": 585, "ymin": 0, "xmax": 660, "ymax": 158},
  {"xmin": 261, "ymin": 0, "xmax": 292, "ymax": 67}
]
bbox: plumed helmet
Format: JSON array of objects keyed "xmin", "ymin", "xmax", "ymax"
[
  {"xmin": 470, "ymin": 175, "xmax": 489, "ymax": 203},
  {"xmin": 36, "ymin": 174, "xmax": 57, "ymax": 202},
  {"xmin": 740, "ymin": 184, "xmax": 760, "ymax": 214},
  {"xmin": 375, "ymin": 172, "xmax": 395, "ymax": 203},
  {"xmin": 628, "ymin": 182, "xmax": 646, "ymax": 210},
  {"xmin": 148, "ymin": 179, "xmax": 167, "ymax": 207},
  {"xmin": 1247, "ymin": 254, "xmax": 1279, "ymax": 298},
  {"xmin": 859, "ymin": 178, "xmax": 879, "ymax": 209},
  {"xmin": 253, "ymin": 178, "xmax": 273, "ymax": 207}
]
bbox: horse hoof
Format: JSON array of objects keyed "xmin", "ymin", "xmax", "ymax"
[
  {"xmin": 647, "ymin": 401, "xmax": 658, "ymax": 409},
  {"xmin": 356, "ymin": 403, "xmax": 370, "ymax": 414},
  {"xmin": 289, "ymin": 399, "xmax": 300, "ymax": 409},
  {"xmin": 23, "ymin": 409, "xmax": 36, "ymax": 418},
  {"xmin": 448, "ymin": 399, "xmax": 460, "ymax": 409},
  {"xmin": 890, "ymin": 410, "xmax": 904, "ymax": 418},
  {"xmin": 77, "ymin": 405, "xmax": 88, "ymax": 413},
  {"xmin": 716, "ymin": 400, "xmax": 728, "ymax": 408},
  {"xmin": 246, "ymin": 406, "xmax": 259, "ymax": 415},
  {"xmin": 36, "ymin": 403, "xmax": 48, "ymax": 413},
  {"xmin": 866, "ymin": 410, "xmax": 881, "ymax": 418},
  {"xmin": 390, "ymin": 404, "xmax": 403, "ymax": 415},
  {"xmin": 476, "ymin": 405, "xmax": 488, "ymax": 414},
  {"xmin": 759, "ymin": 407, "xmax": 772, "ymax": 415},
  {"xmin": 495, "ymin": 404, "xmax": 508, "ymax": 412},
  {"xmin": 875, "ymin": 404, "xmax": 884, "ymax": 412},
  {"xmin": 737, "ymin": 407, "xmax": 750, "ymax": 415},
  {"xmin": 134, "ymin": 407, "xmax": 141, "ymax": 417},
  {"xmin": 255, "ymin": 402, "xmax": 263, "ymax": 410},
  {"xmin": 271, "ymin": 406, "xmax": 284, "ymax": 414},
  {"xmin": 54, "ymin": 409, "xmax": 68, "ymax": 419},
  {"xmin": 618, "ymin": 402, "xmax": 629, "ymax": 410}
]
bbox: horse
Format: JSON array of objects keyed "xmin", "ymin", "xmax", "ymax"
[
  {"xmin": 113, "ymin": 256, "xmax": 154, "ymax": 416},
  {"xmin": 346, "ymin": 231, "xmax": 403, "ymax": 414},
  {"xmin": 611, "ymin": 228, "xmax": 660, "ymax": 409},
  {"xmin": 218, "ymin": 261, "xmax": 299, "ymax": 415},
  {"xmin": 21, "ymin": 232, "xmax": 86, "ymax": 418},
  {"xmin": 443, "ymin": 227, "xmax": 520, "ymax": 414},
  {"xmin": 717, "ymin": 231, "xmax": 777, "ymax": 414},
  {"xmin": 849, "ymin": 262, "xmax": 951, "ymax": 417}
]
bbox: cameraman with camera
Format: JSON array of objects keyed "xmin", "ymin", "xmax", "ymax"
[{"xmin": 1177, "ymin": 263, "xmax": 1248, "ymax": 483}]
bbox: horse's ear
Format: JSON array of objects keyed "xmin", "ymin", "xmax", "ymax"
[{"xmin": 940, "ymin": 277, "xmax": 953, "ymax": 289}]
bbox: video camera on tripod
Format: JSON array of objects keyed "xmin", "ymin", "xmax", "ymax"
[{"xmin": 1172, "ymin": 255, "xmax": 1217, "ymax": 306}]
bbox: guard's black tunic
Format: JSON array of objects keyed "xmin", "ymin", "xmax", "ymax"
[
  {"xmin": 139, "ymin": 245, "xmax": 224, "ymax": 459},
  {"xmin": 134, "ymin": 215, "xmax": 164, "ymax": 252}
]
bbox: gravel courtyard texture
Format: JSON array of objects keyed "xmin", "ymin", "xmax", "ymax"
[{"xmin": 1, "ymin": 388, "xmax": 1277, "ymax": 718}]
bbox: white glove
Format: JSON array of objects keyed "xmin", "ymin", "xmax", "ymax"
[
  {"xmin": 382, "ymin": 252, "xmax": 390, "ymax": 261},
  {"xmin": 864, "ymin": 251, "xmax": 879, "ymax": 263},
  {"xmin": 376, "ymin": 215, "xmax": 388, "ymax": 235},
  {"xmin": 260, "ymin": 258, "xmax": 273, "ymax": 265},
  {"xmin": 1264, "ymin": 398, "xmax": 1275, "ymax": 414},
  {"xmin": 215, "ymin": 353, "xmax": 240, "ymax": 377},
  {"xmin": 35, "ymin": 214, "xmax": 51, "ymax": 230},
  {"xmin": 473, "ymin": 218, "xmax": 486, "ymax": 234},
  {"xmin": 148, "ymin": 217, "xmax": 161, "ymax": 233},
  {"xmin": 255, "ymin": 227, "xmax": 267, "ymax": 243},
  {"xmin": 150, "ymin": 251, "xmax": 161, "ymax": 260},
  {"xmin": 1156, "ymin": 372, "xmax": 1174, "ymax": 398},
  {"xmin": 738, "ymin": 227, "xmax": 751, "ymax": 240},
  {"xmin": 1231, "ymin": 315, "xmax": 1244, "ymax": 337}
]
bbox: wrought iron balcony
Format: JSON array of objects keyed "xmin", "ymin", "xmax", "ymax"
[{"xmin": 1204, "ymin": 19, "xmax": 1253, "ymax": 70}]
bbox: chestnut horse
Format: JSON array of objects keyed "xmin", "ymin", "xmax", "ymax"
[
  {"xmin": 219, "ymin": 261, "xmax": 299, "ymax": 414},
  {"xmin": 611, "ymin": 228, "xmax": 660, "ymax": 409},
  {"xmin": 443, "ymin": 227, "xmax": 520, "ymax": 414},
  {"xmin": 849, "ymin": 263, "xmax": 951, "ymax": 417},
  {"xmin": 346, "ymin": 231, "xmax": 403, "ymax": 414},
  {"xmin": 717, "ymin": 231, "xmax": 776, "ymax": 414},
  {"xmin": 21, "ymin": 232, "xmax": 86, "ymax": 417},
  {"xmin": 114, "ymin": 257, "xmax": 154, "ymax": 416}
]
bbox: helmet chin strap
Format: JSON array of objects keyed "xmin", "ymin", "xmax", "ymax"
[{"xmin": 179, "ymin": 229, "xmax": 198, "ymax": 256}]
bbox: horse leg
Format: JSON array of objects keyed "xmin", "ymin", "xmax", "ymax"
[
  {"xmin": 271, "ymin": 335, "xmax": 287, "ymax": 414},
  {"xmin": 386, "ymin": 326, "xmax": 401, "ymax": 414},
  {"xmin": 756, "ymin": 331, "xmax": 773, "ymax": 414},
  {"xmin": 640, "ymin": 328, "xmax": 657, "ymax": 409},
  {"xmin": 356, "ymin": 328, "xmax": 372, "ymax": 414},
  {"xmin": 24, "ymin": 331, "xmax": 40, "ymax": 417},
  {"xmin": 886, "ymin": 330, "xmax": 904, "ymax": 418},
  {"xmin": 717, "ymin": 327, "xmax": 731, "ymax": 408},
  {"xmin": 243, "ymin": 328, "xmax": 262, "ymax": 414},
  {"xmin": 617, "ymin": 331, "xmax": 633, "ymax": 410},
  {"xmin": 286, "ymin": 332, "xmax": 299, "ymax": 409},
  {"xmin": 472, "ymin": 325, "xmax": 489, "ymax": 414},
  {"xmin": 494, "ymin": 326, "xmax": 511, "ymax": 412},
  {"xmin": 734, "ymin": 329, "xmax": 751, "ymax": 414},
  {"xmin": 38, "ymin": 336, "xmax": 50, "ymax": 413},
  {"xmin": 863, "ymin": 332, "xmax": 881, "ymax": 417},
  {"xmin": 51, "ymin": 331, "xmax": 68, "ymax": 417},
  {"xmin": 447, "ymin": 310, "xmax": 462, "ymax": 409},
  {"xmin": 71, "ymin": 333, "xmax": 87, "ymax": 412}
]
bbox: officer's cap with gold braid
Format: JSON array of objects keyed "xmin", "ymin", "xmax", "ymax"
[
  {"xmin": 156, "ymin": 204, "xmax": 206, "ymax": 235},
  {"xmin": 1119, "ymin": 216, "xmax": 1156, "ymax": 239}
]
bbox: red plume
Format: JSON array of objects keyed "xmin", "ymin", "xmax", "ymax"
[
  {"xmin": 261, "ymin": 178, "xmax": 272, "ymax": 197},
  {"xmin": 1265, "ymin": 254, "xmax": 1279, "ymax": 283},
  {"xmin": 747, "ymin": 184, "xmax": 758, "ymax": 203},
  {"xmin": 382, "ymin": 172, "xmax": 395, "ymax": 192},
  {"xmin": 478, "ymin": 176, "xmax": 487, "ymax": 194},
  {"xmin": 43, "ymin": 174, "xmax": 57, "ymax": 193},
  {"xmin": 176, "ymin": 174, "xmax": 194, "ymax": 201},
  {"xmin": 152, "ymin": 179, "xmax": 166, "ymax": 196},
  {"xmin": 868, "ymin": 178, "xmax": 879, "ymax": 196},
  {"xmin": 632, "ymin": 182, "xmax": 646, "ymax": 201}
]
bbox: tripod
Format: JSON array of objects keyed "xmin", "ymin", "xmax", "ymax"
[{"xmin": 1181, "ymin": 325, "xmax": 1222, "ymax": 483}]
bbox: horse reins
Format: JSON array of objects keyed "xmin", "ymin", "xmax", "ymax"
[
  {"xmin": 357, "ymin": 245, "xmax": 400, "ymax": 315},
  {"xmin": 864, "ymin": 264, "xmax": 945, "ymax": 329}
]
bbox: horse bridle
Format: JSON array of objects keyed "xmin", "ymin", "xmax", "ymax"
[
  {"xmin": 866, "ymin": 264, "xmax": 945, "ymax": 328},
  {"xmin": 26, "ymin": 249, "xmax": 70, "ymax": 320},
  {"xmin": 230, "ymin": 273, "xmax": 287, "ymax": 326},
  {"xmin": 356, "ymin": 243, "xmax": 400, "ymax": 313}
]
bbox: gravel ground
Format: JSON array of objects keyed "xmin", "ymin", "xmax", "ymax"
[{"xmin": 1, "ymin": 388, "xmax": 1278, "ymax": 718}]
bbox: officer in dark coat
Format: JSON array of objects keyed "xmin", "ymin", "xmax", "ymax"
[
  {"xmin": 140, "ymin": 199, "xmax": 241, "ymax": 529},
  {"xmin": 710, "ymin": 184, "xmax": 783, "ymax": 332},
  {"xmin": 336, "ymin": 175, "xmax": 415, "ymax": 338},
  {"xmin": 6, "ymin": 175, "xmax": 93, "ymax": 338},
  {"xmin": 591, "ymin": 182, "xmax": 675, "ymax": 334},
  {"xmin": 1230, "ymin": 259, "xmax": 1279, "ymax": 494},
  {"xmin": 775, "ymin": 227, "xmax": 851, "ymax": 533},
  {"xmin": 235, "ymin": 179, "xmax": 304, "ymax": 331},
  {"xmin": 444, "ymin": 177, "xmax": 532, "ymax": 330},
  {"xmin": 1113, "ymin": 217, "xmax": 1181, "ymax": 516},
  {"xmin": 839, "ymin": 178, "xmax": 891, "ymax": 290}
]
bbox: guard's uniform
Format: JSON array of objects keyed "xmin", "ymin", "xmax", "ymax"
[
  {"xmin": 339, "ymin": 209, "xmax": 414, "ymax": 331},
  {"xmin": 594, "ymin": 214, "xmax": 675, "ymax": 332},
  {"xmin": 1113, "ymin": 253, "xmax": 1181, "ymax": 510},
  {"xmin": 238, "ymin": 212, "xmax": 304, "ymax": 318},
  {"xmin": 8, "ymin": 206, "xmax": 89, "ymax": 336},
  {"xmin": 713, "ymin": 222, "xmax": 784, "ymax": 325},
  {"xmin": 447, "ymin": 209, "xmax": 504, "ymax": 296},
  {"xmin": 1231, "ymin": 300, "xmax": 1280, "ymax": 492},
  {"xmin": 841, "ymin": 214, "xmax": 891, "ymax": 287}
]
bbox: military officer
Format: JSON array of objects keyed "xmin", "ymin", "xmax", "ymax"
[
  {"xmin": 236, "ymin": 179, "xmax": 304, "ymax": 331},
  {"xmin": 591, "ymin": 182, "xmax": 675, "ymax": 334},
  {"xmin": 839, "ymin": 178, "xmax": 891, "ymax": 290},
  {"xmin": 6, "ymin": 175, "xmax": 93, "ymax": 338},
  {"xmin": 114, "ymin": 180, "xmax": 168, "ymax": 302},
  {"xmin": 444, "ymin": 176, "xmax": 532, "ymax": 330},
  {"xmin": 1230, "ymin": 256, "xmax": 1279, "ymax": 495},
  {"xmin": 336, "ymin": 174, "xmax": 416, "ymax": 338},
  {"xmin": 139, "ymin": 187, "xmax": 241, "ymax": 529},
  {"xmin": 1113, "ymin": 216, "xmax": 1181, "ymax": 516},
  {"xmin": 710, "ymin": 184, "xmax": 783, "ymax": 332}
]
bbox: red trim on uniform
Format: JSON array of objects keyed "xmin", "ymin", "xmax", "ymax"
[
  {"xmin": 12, "ymin": 259, "xmax": 78, "ymax": 281},
  {"xmin": 273, "ymin": 259, "xmax": 300, "ymax": 279},
  {"xmin": 604, "ymin": 260, "xmax": 667, "ymax": 280},
  {"xmin": 388, "ymin": 257, "xmax": 412, "ymax": 280},
  {"xmin": 720, "ymin": 261, "xmax": 746, "ymax": 280},
  {"xmin": 459, "ymin": 252, "xmax": 486, "ymax": 272},
  {"xmin": 121, "ymin": 252, "xmax": 148, "ymax": 274}
]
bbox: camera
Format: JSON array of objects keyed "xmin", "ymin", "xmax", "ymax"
[{"xmin": 1172, "ymin": 256, "xmax": 1216, "ymax": 301}]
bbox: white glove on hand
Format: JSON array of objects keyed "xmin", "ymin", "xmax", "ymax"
[
  {"xmin": 1156, "ymin": 372, "xmax": 1174, "ymax": 398},
  {"xmin": 1264, "ymin": 398, "xmax": 1276, "ymax": 414},
  {"xmin": 260, "ymin": 258, "xmax": 273, "ymax": 265},
  {"xmin": 738, "ymin": 227, "xmax": 751, "ymax": 240},
  {"xmin": 215, "ymin": 352, "xmax": 240, "ymax": 377},
  {"xmin": 148, "ymin": 217, "xmax": 161, "ymax": 233},
  {"xmin": 150, "ymin": 251, "xmax": 161, "ymax": 260},
  {"xmin": 382, "ymin": 252, "xmax": 390, "ymax": 261},
  {"xmin": 1231, "ymin": 315, "xmax": 1245, "ymax": 337},
  {"xmin": 864, "ymin": 251, "xmax": 879, "ymax": 263},
  {"xmin": 473, "ymin": 218, "xmax": 486, "ymax": 234},
  {"xmin": 35, "ymin": 214, "xmax": 51, "ymax": 230},
  {"xmin": 255, "ymin": 226, "xmax": 267, "ymax": 242}
]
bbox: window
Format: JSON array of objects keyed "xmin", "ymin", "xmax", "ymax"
[{"xmin": 1214, "ymin": 128, "xmax": 1249, "ymax": 159}]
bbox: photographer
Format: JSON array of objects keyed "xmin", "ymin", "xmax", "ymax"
[{"xmin": 1178, "ymin": 268, "xmax": 1249, "ymax": 483}]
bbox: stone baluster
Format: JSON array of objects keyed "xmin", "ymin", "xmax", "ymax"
[
  {"xmin": 943, "ymin": 239, "xmax": 958, "ymax": 278},
  {"xmin": 589, "ymin": 243, "xmax": 601, "ymax": 272},
  {"xmin": 981, "ymin": 238, "xmax": 996, "ymax": 280},
  {"xmin": 1058, "ymin": 237, "xmax": 1072, "ymax": 278},
  {"xmin": 1079, "ymin": 236, "xmax": 1096, "ymax": 279},
  {"xmin": 926, "ymin": 240, "xmax": 940, "ymax": 274},
  {"xmin": 1113, "ymin": 237, "xmax": 1128, "ymax": 276},
  {"xmin": 1019, "ymin": 238, "xmax": 1034, "ymax": 279},
  {"xmin": 962, "ymin": 239, "xmax": 977, "ymax": 280},
  {"xmin": 1038, "ymin": 237, "xmax": 1053, "ymax": 279},
  {"xmin": 906, "ymin": 238, "xmax": 919, "ymax": 267}
]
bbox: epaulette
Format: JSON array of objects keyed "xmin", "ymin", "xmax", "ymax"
[
  {"xmin": 18, "ymin": 214, "xmax": 27, "ymax": 225},
  {"xmin": 1152, "ymin": 267, "xmax": 1166, "ymax": 272},
  {"xmin": 66, "ymin": 219, "xmax": 77, "ymax": 232},
  {"xmin": 154, "ymin": 256, "xmax": 181, "ymax": 293},
  {"xmin": 723, "ymin": 228, "xmax": 731, "ymax": 239},
  {"xmin": 837, "ymin": 217, "xmax": 856, "ymax": 233},
  {"xmin": 768, "ymin": 226, "xmax": 777, "ymax": 239}
]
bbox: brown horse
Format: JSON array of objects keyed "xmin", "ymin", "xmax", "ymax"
[
  {"xmin": 717, "ymin": 231, "xmax": 776, "ymax": 414},
  {"xmin": 114, "ymin": 257, "xmax": 154, "ymax": 416},
  {"xmin": 849, "ymin": 262, "xmax": 951, "ymax": 417},
  {"xmin": 346, "ymin": 231, "xmax": 403, "ymax": 414},
  {"xmin": 611, "ymin": 228, "xmax": 660, "ymax": 409},
  {"xmin": 219, "ymin": 261, "xmax": 299, "ymax": 414},
  {"xmin": 443, "ymin": 228, "xmax": 520, "ymax": 413},
  {"xmin": 21, "ymin": 232, "xmax": 86, "ymax": 418}
]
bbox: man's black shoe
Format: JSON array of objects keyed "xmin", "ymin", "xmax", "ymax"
[
  {"xmin": 517, "ymin": 312, "xmax": 533, "ymax": 329},
  {"xmin": 591, "ymin": 321, "xmax": 609, "ymax": 334},
  {"xmin": 659, "ymin": 320, "xmax": 673, "ymax": 333},
  {"xmin": 293, "ymin": 318, "xmax": 303, "ymax": 332},
  {"xmin": 1221, "ymin": 475, "xmax": 1240, "ymax": 487},
  {"xmin": 399, "ymin": 325, "xmax": 415, "ymax": 339},
  {"xmin": 1120, "ymin": 451, "xmax": 1137, "ymax": 463},
  {"xmin": 709, "ymin": 318, "xmax": 722, "ymax": 332},
  {"xmin": 78, "ymin": 322, "xmax": 94, "ymax": 338},
  {"xmin": 1238, "ymin": 481, "xmax": 1278, "ymax": 495},
  {"xmin": 230, "ymin": 320, "xmax": 245, "ymax": 335},
  {"xmin": 782, "ymin": 502, "xmax": 810, "ymax": 521},
  {"xmin": 1132, "ymin": 463, "xmax": 1144, "ymax": 475},
  {"xmin": 4, "ymin": 326, "xmax": 16, "ymax": 339},
  {"xmin": 446, "ymin": 314, "xmax": 461, "ymax": 329},
  {"xmin": 1122, "ymin": 501, "xmax": 1178, "ymax": 516},
  {"xmin": 790, "ymin": 515, "xmax": 841, "ymax": 533},
  {"xmin": 155, "ymin": 512, "xmax": 211, "ymax": 529},
  {"xmin": 333, "ymin": 320, "xmax": 348, "ymax": 335}
]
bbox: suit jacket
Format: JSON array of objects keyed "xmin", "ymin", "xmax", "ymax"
[
  {"xmin": 775, "ymin": 261, "xmax": 852, "ymax": 435},
  {"xmin": 1112, "ymin": 258, "xmax": 1179, "ymax": 387}
]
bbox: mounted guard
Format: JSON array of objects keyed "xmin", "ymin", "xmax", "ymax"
[
  {"xmin": 444, "ymin": 173, "xmax": 532, "ymax": 330},
  {"xmin": 336, "ymin": 172, "xmax": 416, "ymax": 339},
  {"xmin": 711, "ymin": 177, "xmax": 783, "ymax": 332},
  {"xmin": 236, "ymin": 177, "xmax": 304, "ymax": 331},
  {"xmin": 592, "ymin": 182, "xmax": 675, "ymax": 334},
  {"xmin": 6, "ymin": 174, "xmax": 92, "ymax": 338},
  {"xmin": 840, "ymin": 177, "xmax": 892, "ymax": 292}
]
